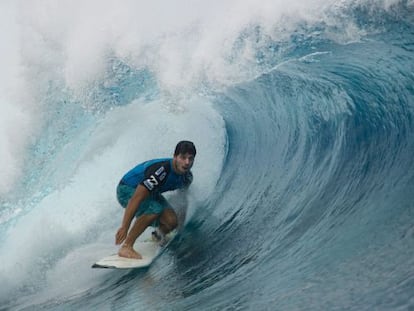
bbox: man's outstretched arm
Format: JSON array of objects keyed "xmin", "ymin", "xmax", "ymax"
[{"xmin": 115, "ymin": 185, "xmax": 150, "ymax": 245}]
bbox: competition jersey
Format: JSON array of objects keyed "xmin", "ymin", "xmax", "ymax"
[{"xmin": 120, "ymin": 158, "xmax": 193, "ymax": 193}]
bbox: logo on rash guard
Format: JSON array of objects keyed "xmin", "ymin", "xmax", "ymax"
[
  {"xmin": 155, "ymin": 166, "xmax": 165, "ymax": 176},
  {"xmin": 143, "ymin": 175, "xmax": 159, "ymax": 190},
  {"xmin": 155, "ymin": 166, "xmax": 167, "ymax": 181}
]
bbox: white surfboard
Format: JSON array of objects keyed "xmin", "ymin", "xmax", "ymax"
[{"xmin": 92, "ymin": 228, "xmax": 176, "ymax": 269}]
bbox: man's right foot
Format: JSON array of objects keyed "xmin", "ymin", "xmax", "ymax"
[
  {"xmin": 152, "ymin": 228, "xmax": 166, "ymax": 246},
  {"xmin": 118, "ymin": 245, "xmax": 142, "ymax": 259}
]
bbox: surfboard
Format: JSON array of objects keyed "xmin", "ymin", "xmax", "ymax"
[{"xmin": 92, "ymin": 228, "xmax": 176, "ymax": 269}]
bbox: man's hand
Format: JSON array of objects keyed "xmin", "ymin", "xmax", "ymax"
[{"xmin": 115, "ymin": 227, "xmax": 128, "ymax": 245}]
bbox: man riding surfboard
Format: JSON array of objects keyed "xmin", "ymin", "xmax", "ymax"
[{"xmin": 115, "ymin": 141, "xmax": 196, "ymax": 259}]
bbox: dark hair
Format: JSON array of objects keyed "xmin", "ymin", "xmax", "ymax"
[{"xmin": 174, "ymin": 141, "xmax": 197, "ymax": 156}]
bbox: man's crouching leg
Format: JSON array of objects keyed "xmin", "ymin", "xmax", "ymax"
[
  {"xmin": 119, "ymin": 213, "xmax": 159, "ymax": 259},
  {"xmin": 159, "ymin": 208, "xmax": 178, "ymax": 235}
]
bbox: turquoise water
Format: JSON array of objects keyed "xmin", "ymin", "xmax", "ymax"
[{"xmin": 1, "ymin": 1, "xmax": 414, "ymax": 310}]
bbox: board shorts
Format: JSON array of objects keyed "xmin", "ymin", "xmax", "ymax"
[{"xmin": 116, "ymin": 183, "xmax": 171, "ymax": 225}]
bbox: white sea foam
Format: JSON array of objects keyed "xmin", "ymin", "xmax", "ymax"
[
  {"xmin": 0, "ymin": 92, "xmax": 226, "ymax": 301},
  {"xmin": 1, "ymin": 0, "xmax": 395, "ymax": 195}
]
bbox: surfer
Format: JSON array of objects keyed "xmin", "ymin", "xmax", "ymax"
[{"xmin": 115, "ymin": 141, "xmax": 196, "ymax": 259}]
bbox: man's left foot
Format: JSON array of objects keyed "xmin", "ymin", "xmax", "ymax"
[{"xmin": 118, "ymin": 244, "xmax": 142, "ymax": 259}]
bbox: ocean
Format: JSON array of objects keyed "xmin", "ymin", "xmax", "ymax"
[{"xmin": 1, "ymin": 0, "xmax": 414, "ymax": 310}]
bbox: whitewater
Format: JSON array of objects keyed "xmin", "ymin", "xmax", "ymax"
[{"xmin": 1, "ymin": 0, "xmax": 414, "ymax": 310}]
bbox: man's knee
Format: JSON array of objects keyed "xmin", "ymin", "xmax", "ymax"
[{"xmin": 160, "ymin": 209, "xmax": 177, "ymax": 230}]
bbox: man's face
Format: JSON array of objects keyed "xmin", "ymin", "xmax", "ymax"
[{"xmin": 173, "ymin": 152, "xmax": 195, "ymax": 174}]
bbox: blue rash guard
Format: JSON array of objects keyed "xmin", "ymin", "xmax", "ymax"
[
  {"xmin": 116, "ymin": 158, "xmax": 192, "ymax": 217},
  {"xmin": 120, "ymin": 158, "xmax": 193, "ymax": 193}
]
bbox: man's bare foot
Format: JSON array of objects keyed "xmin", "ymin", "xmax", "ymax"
[{"xmin": 118, "ymin": 244, "xmax": 142, "ymax": 259}]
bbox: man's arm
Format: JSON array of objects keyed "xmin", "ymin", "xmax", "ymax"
[{"xmin": 115, "ymin": 185, "xmax": 149, "ymax": 245}]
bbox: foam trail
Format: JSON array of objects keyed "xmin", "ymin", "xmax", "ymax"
[{"xmin": 0, "ymin": 94, "xmax": 226, "ymax": 303}]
